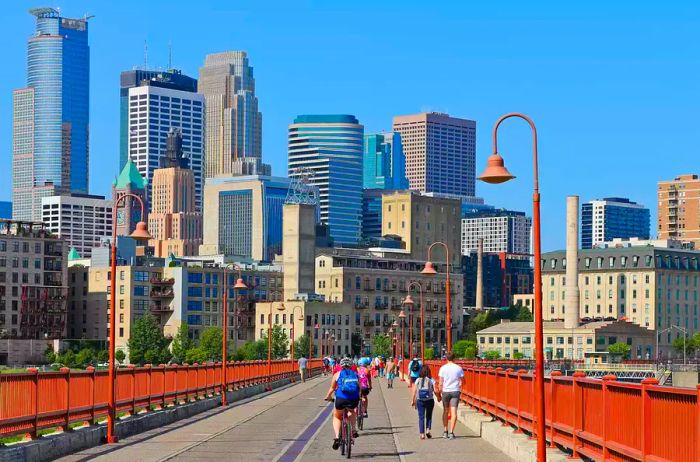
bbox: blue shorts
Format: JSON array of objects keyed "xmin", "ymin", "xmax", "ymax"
[{"xmin": 387, "ymin": 372, "xmax": 395, "ymax": 380}]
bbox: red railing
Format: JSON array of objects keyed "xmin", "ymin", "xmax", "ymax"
[
  {"xmin": 0, "ymin": 359, "xmax": 321, "ymax": 441},
  {"xmin": 424, "ymin": 361, "xmax": 699, "ymax": 462}
]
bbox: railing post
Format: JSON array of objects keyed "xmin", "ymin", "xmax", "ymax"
[
  {"xmin": 602, "ymin": 374, "xmax": 617, "ymax": 460},
  {"xmin": 29, "ymin": 367, "xmax": 39, "ymax": 439},
  {"xmin": 529, "ymin": 368, "xmax": 537, "ymax": 441},
  {"xmin": 128, "ymin": 364, "xmax": 136, "ymax": 415},
  {"xmin": 696, "ymin": 384, "xmax": 700, "ymax": 462},
  {"xmin": 514, "ymin": 369, "xmax": 526, "ymax": 433},
  {"xmin": 61, "ymin": 367, "xmax": 71, "ymax": 431},
  {"xmin": 641, "ymin": 377, "xmax": 658, "ymax": 462},
  {"xmin": 570, "ymin": 371, "xmax": 586, "ymax": 459},
  {"xmin": 495, "ymin": 367, "xmax": 505, "ymax": 424},
  {"xmin": 145, "ymin": 364, "xmax": 152, "ymax": 411},
  {"xmin": 503, "ymin": 368, "xmax": 514, "ymax": 427},
  {"xmin": 549, "ymin": 370, "xmax": 562, "ymax": 448},
  {"xmin": 86, "ymin": 366, "xmax": 96, "ymax": 425}
]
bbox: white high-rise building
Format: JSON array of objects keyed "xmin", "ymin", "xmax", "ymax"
[
  {"xmin": 126, "ymin": 83, "xmax": 204, "ymax": 211},
  {"xmin": 461, "ymin": 209, "xmax": 532, "ymax": 255},
  {"xmin": 41, "ymin": 194, "xmax": 112, "ymax": 258}
]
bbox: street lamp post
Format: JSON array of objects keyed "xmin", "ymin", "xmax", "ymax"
[
  {"xmin": 221, "ymin": 265, "xmax": 247, "ymax": 406},
  {"xmin": 422, "ymin": 242, "xmax": 452, "ymax": 352},
  {"xmin": 107, "ymin": 193, "xmax": 151, "ymax": 444},
  {"xmin": 657, "ymin": 325, "xmax": 688, "ymax": 364},
  {"xmin": 403, "ymin": 282, "xmax": 425, "ymax": 363},
  {"xmin": 398, "ymin": 310, "xmax": 406, "ymax": 380},
  {"xmin": 265, "ymin": 291, "xmax": 285, "ymax": 391},
  {"xmin": 290, "ymin": 306, "xmax": 303, "ymax": 361},
  {"xmin": 477, "ymin": 112, "xmax": 545, "ymax": 461}
]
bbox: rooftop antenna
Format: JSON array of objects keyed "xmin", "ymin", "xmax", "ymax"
[
  {"xmin": 144, "ymin": 40, "xmax": 148, "ymax": 70},
  {"xmin": 168, "ymin": 40, "xmax": 172, "ymax": 70}
]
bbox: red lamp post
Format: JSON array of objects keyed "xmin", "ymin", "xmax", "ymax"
[
  {"xmin": 290, "ymin": 306, "xmax": 303, "ymax": 361},
  {"xmin": 404, "ymin": 281, "xmax": 425, "ymax": 363},
  {"xmin": 398, "ymin": 310, "xmax": 406, "ymax": 380},
  {"xmin": 221, "ymin": 264, "xmax": 247, "ymax": 406},
  {"xmin": 422, "ymin": 242, "xmax": 452, "ymax": 352},
  {"xmin": 477, "ymin": 112, "xmax": 545, "ymax": 462},
  {"xmin": 107, "ymin": 193, "xmax": 151, "ymax": 444}
]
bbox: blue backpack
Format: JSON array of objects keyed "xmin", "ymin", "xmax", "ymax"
[{"xmin": 337, "ymin": 369, "xmax": 360, "ymax": 399}]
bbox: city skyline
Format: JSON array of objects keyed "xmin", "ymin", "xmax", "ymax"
[{"xmin": 0, "ymin": 2, "xmax": 699, "ymax": 251}]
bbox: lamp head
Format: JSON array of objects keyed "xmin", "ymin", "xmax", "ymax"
[
  {"xmin": 314, "ymin": 323, "xmax": 319, "ymax": 330},
  {"xmin": 402, "ymin": 295, "xmax": 414, "ymax": 306},
  {"xmin": 477, "ymin": 153, "xmax": 515, "ymax": 184},
  {"xmin": 277, "ymin": 302, "xmax": 286, "ymax": 311},
  {"xmin": 398, "ymin": 310, "xmax": 406, "ymax": 319},
  {"xmin": 421, "ymin": 261, "xmax": 437, "ymax": 276},
  {"xmin": 234, "ymin": 278, "xmax": 247, "ymax": 289},
  {"xmin": 130, "ymin": 221, "xmax": 152, "ymax": 241},
  {"xmin": 392, "ymin": 321, "xmax": 398, "ymax": 328}
]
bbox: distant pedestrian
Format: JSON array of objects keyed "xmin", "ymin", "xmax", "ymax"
[
  {"xmin": 411, "ymin": 365, "xmax": 436, "ymax": 439},
  {"xmin": 438, "ymin": 352, "xmax": 464, "ymax": 439},
  {"xmin": 386, "ymin": 357, "xmax": 396, "ymax": 388},
  {"xmin": 408, "ymin": 357, "xmax": 422, "ymax": 386},
  {"xmin": 298, "ymin": 355, "xmax": 308, "ymax": 382}
]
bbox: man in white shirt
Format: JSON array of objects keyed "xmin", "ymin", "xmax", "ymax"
[
  {"xmin": 437, "ymin": 351, "xmax": 464, "ymax": 439},
  {"xmin": 298, "ymin": 356, "xmax": 308, "ymax": 382}
]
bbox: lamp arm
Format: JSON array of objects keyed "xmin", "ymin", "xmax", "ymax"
[{"xmin": 492, "ymin": 112, "xmax": 539, "ymax": 192}]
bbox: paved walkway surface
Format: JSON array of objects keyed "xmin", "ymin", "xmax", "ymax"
[{"xmin": 56, "ymin": 374, "xmax": 511, "ymax": 462}]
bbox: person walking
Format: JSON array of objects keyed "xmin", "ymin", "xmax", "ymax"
[
  {"xmin": 298, "ymin": 355, "xmax": 308, "ymax": 382},
  {"xmin": 408, "ymin": 357, "xmax": 422, "ymax": 386},
  {"xmin": 438, "ymin": 351, "xmax": 464, "ymax": 439},
  {"xmin": 386, "ymin": 357, "xmax": 396, "ymax": 388},
  {"xmin": 411, "ymin": 365, "xmax": 437, "ymax": 439}
]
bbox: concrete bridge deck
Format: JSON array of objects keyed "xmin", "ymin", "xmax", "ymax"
[{"xmin": 56, "ymin": 374, "xmax": 511, "ymax": 462}]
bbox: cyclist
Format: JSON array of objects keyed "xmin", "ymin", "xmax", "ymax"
[
  {"xmin": 357, "ymin": 357, "xmax": 372, "ymax": 418},
  {"xmin": 325, "ymin": 357, "xmax": 360, "ymax": 450}
]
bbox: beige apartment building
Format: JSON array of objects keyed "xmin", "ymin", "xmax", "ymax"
[
  {"xmin": 541, "ymin": 245, "xmax": 700, "ymax": 357},
  {"xmin": 314, "ymin": 248, "xmax": 463, "ymax": 352},
  {"xmin": 658, "ymin": 174, "xmax": 700, "ymax": 246},
  {"xmin": 381, "ymin": 190, "xmax": 461, "ymax": 267},
  {"xmin": 478, "ymin": 320, "xmax": 654, "ymax": 360},
  {"xmin": 255, "ymin": 301, "xmax": 355, "ymax": 357}
]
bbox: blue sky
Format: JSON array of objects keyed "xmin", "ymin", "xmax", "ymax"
[{"xmin": 1, "ymin": 1, "xmax": 699, "ymax": 251}]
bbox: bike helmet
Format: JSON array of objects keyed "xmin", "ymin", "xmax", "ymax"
[
  {"xmin": 359, "ymin": 357, "xmax": 371, "ymax": 367},
  {"xmin": 340, "ymin": 357, "xmax": 353, "ymax": 368}
]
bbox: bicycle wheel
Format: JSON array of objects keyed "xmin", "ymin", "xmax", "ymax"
[
  {"xmin": 340, "ymin": 418, "xmax": 346, "ymax": 455},
  {"xmin": 357, "ymin": 402, "xmax": 364, "ymax": 430},
  {"xmin": 345, "ymin": 419, "xmax": 352, "ymax": 458}
]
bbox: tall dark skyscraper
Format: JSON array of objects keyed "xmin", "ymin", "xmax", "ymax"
[{"xmin": 13, "ymin": 8, "xmax": 90, "ymax": 221}]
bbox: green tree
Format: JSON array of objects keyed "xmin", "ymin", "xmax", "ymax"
[
  {"xmin": 453, "ymin": 340, "xmax": 477, "ymax": 359},
  {"xmin": 60, "ymin": 350, "xmax": 76, "ymax": 368},
  {"xmin": 672, "ymin": 336, "xmax": 696, "ymax": 356},
  {"xmin": 75, "ymin": 348, "xmax": 96, "ymax": 367},
  {"xmin": 96, "ymin": 350, "xmax": 109, "ymax": 363},
  {"xmin": 44, "ymin": 345, "xmax": 56, "ymax": 364},
  {"xmin": 115, "ymin": 350, "xmax": 126, "ymax": 364},
  {"xmin": 260, "ymin": 325, "xmax": 289, "ymax": 359},
  {"xmin": 371, "ymin": 334, "xmax": 392, "ymax": 358},
  {"xmin": 293, "ymin": 334, "xmax": 311, "ymax": 360},
  {"xmin": 467, "ymin": 311, "xmax": 497, "ymax": 340},
  {"xmin": 483, "ymin": 350, "xmax": 502, "ymax": 360},
  {"xmin": 198, "ymin": 327, "xmax": 223, "ymax": 362},
  {"xmin": 608, "ymin": 342, "xmax": 631, "ymax": 359},
  {"xmin": 424, "ymin": 347, "xmax": 434, "ymax": 360},
  {"xmin": 171, "ymin": 322, "xmax": 195, "ymax": 363},
  {"xmin": 513, "ymin": 351, "xmax": 525, "ymax": 360},
  {"xmin": 236, "ymin": 340, "xmax": 268, "ymax": 360},
  {"xmin": 127, "ymin": 313, "xmax": 172, "ymax": 365},
  {"xmin": 514, "ymin": 305, "xmax": 534, "ymax": 322}
]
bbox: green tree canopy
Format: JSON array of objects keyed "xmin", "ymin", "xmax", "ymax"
[
  {"xmin": 672, "ymin": 336, "xmax": 696, "ymax": 355},
  {"xmin": 514, "ymin": 305, "xmax": 534, "ymax": 322},
  {"xmin": 453, "ymin": 340, "xmax": 477, "ymax": 359},
  {"xmin": 483, "ymin": 350, "xmax": 502, "ymax": 360},
  {"xmin": 608, "ymin": 342, "xmax": 631, "ymax": 358},
  {"xmin": 260, "ymin": 325, "xmax": 289, "ymax": 359},
  {"xmin": 115, "ymin": 350, "xmax": 126, "ymax": 363},
  {"xmin": 235, "ymin": 340, "xmax": 268, "ymax": 360},
  {"xmin": 127, "ymin": 313, "xmax": 172, "ymax": 365},
  {"xmin": 372, "ymin": 334, "xmax": 392, "ymax": 358},
  {"xmin": 171, "ymin": 322, "xmax": 195, "ymax": 363},
  {"xmin": 292, "ymin": 334, "xmax": 311, "ymax": 360}
]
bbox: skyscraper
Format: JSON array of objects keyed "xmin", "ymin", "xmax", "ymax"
[
  {"xmin": 148, "ymin": 129, "xmax": 203, "ymax": 257},
  {"xmin": 392, "ymin": 112, "xmax": 476, "ymax": 197},
  {"xmin": 119, "ymin": 69, "xmax": 197, "ymax": 172},
  {"xmin": 363, "ymin": 132, "xmax": 408, "ymax": 189},
  {"xmin": 13, "ymin": 8, "xmax": 90, "ymax": 221},
  {"xmin": 122, "ymin": 69, "xmax": 204, "ymax": 211},
  {"xmin": 581, "ymin": 197, "xmax": 650, "ymax": 249},
  {"xmin": 461, "ymin": 209, "xmax": 532, "ymax": 255},
  {"xmin": 198, "ymin": 51, "xmax": 266, "ymax": 178},
  {"xmin": 658, "ymin": 175, "xmax": 700, "ymax": 246},
  {"xmin": 288, "ymin": 115, "xmax": 364, "ymax": 245}
]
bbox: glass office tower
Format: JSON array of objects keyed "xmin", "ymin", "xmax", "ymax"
[{"xmin": 13, "ymin": 8, "xmax": 90, "ymax": 221}]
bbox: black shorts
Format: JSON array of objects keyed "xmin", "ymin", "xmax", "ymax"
[
  {"xmin": 335, "ymin": 397, "xmax": 360, "ymax": 410},
  {"xmin": 361, "ymin": 388, "xmax": 370, "ymax": 396}
]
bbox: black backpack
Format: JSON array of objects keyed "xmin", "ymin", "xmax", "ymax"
[{"xmin": 410, "ymin": 360, "xmax": 421, "ymax": 373}]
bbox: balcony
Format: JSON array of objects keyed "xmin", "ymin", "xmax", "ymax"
[
  {"xmin": 151, "ymin": 277, "xmax": 175, "ymax": 285},
  {"xmin": 363, "ymin": 320, "xmax": 375, "ymax": 327},
  {"xmin": 150, "ymin": 289, "xmax": 174, "ymax": 299},
  {"xmin": 151, "ymin": 303, "xmax": 173, "ymax": 313}
]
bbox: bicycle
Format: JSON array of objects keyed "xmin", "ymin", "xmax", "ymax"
[
  {"xmin": 327, "ymin": 398, "xmax": 355, "ymax": 458},
  {"xmin": 357, "ymin": 398, "xmax": 365, "ymax": 431}
]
